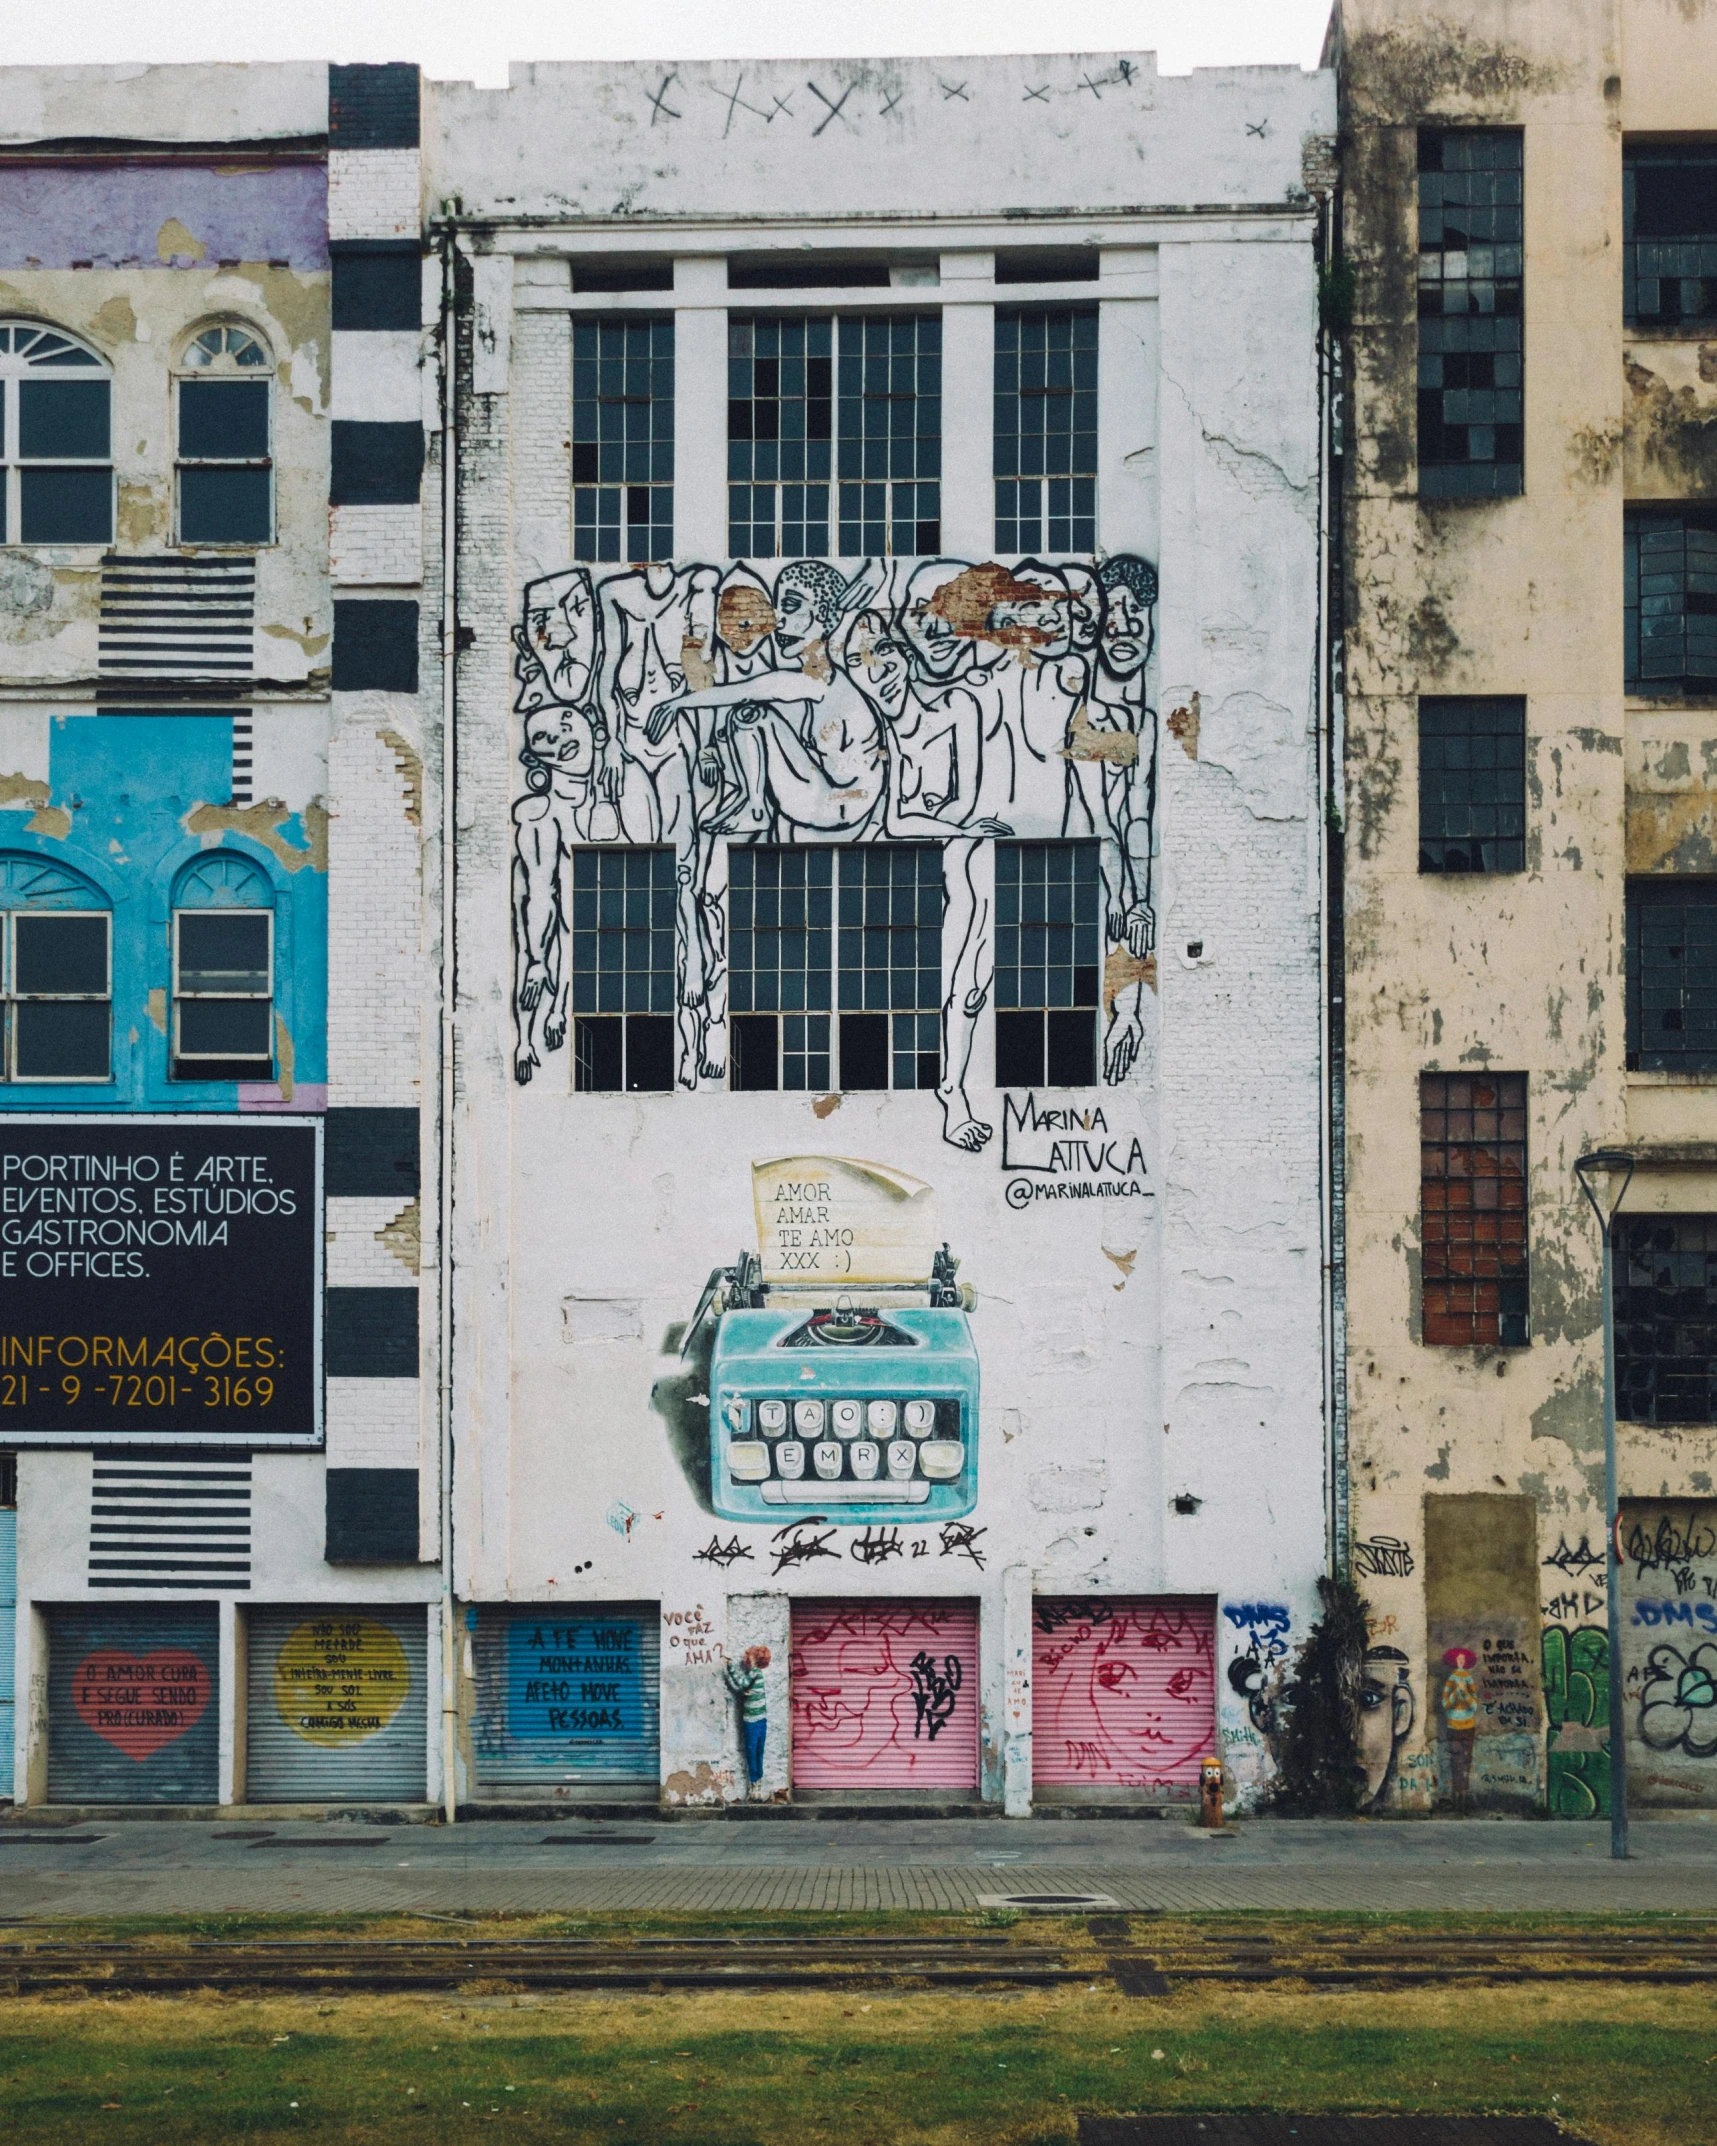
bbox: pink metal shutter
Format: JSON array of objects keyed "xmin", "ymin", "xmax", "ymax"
[
  {"xmin": 1032, "ymin": 1597, "xmax": 1217, "ymax": 1789},
  {"xmin": 790, "ymin": 1599, "xmax": 980, "ymax": 1790}
]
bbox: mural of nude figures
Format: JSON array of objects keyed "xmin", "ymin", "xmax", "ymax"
[{"xmin": 510, "ymin": 554, "xmax": 1158, "ymax": 1152}]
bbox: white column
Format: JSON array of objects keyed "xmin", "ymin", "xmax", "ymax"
[
  {"xmin": 674, "ymin": 256, "xmax": 729, "ymax": 559},
  {"xmin": 1001, "ymin": 1562, "xmax": 1034, "ymax": 1817},
  {"xmin": 21, "ymin": 1602, "xmax": 47, "ymax": 1806},
  {"xmin": 939, "ymin": 252, "xmax": 994, "ymax": 557},
  {"xmin": 219, "ymin": 1599, "xmax": 242, "ymax": 1807},
  {"xmin": 1098, "ymin": 247, "xmax": 1159, "ymax": 559}
]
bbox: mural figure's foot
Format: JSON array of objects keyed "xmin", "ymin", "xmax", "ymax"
[{"xmin": 939, "ymin": 1087, "xmax": 992, "ymax": 1152}]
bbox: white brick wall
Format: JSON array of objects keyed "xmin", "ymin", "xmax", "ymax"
[
  {"xmin": 330, "ymin": 502, "xmax": 423, "ymax": 585},
  {"xmin": 327, "ymin": 1194, "xmax": 420, "ymax": 1287},
  {"xmin": 327, "ymin": 695, "xmax": 426, "ymax": 1109},
  {"xmin": 328, "ymin": 148, "xmax": 420, "ymax": 241},
  {"xmin": 326, "ymin": 1376, "xmax": 422, "ymax": 1467},
  {"xmin": 330, "ymin": 328, "xmax": 426, "ymax": 420}
]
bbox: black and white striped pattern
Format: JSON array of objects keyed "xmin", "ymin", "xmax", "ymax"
[
  {"xmin": 99, "ymin": 556, "xmax": 255, "ymax": 685},
  {"xmin": 88, "ymin": 1455, "xmax": 253, "ymax": 1591},
  {"xmin": 231, "ymin": 711, "xmax": 254, "ymax": 804}
]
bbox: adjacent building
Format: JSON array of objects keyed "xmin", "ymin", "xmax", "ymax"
[{"xmin": 1332, "ymin": 0, "xmax": 1717, "ymax": 1815}]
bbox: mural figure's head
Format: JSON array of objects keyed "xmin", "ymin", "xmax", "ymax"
[
  {"xmin": 1097, "ymin": 554, "xmax": 1158, "ymax": 683},
  {"xmin": 520, "ymin": 705, "xmax": 600, "ymax": 792},
  {"xmin": 717, "ymin": 569, "xmax": 778, "ymax": 658},
  {"xmin": 900, "ymin": 559, "xmax": 978, "ymax": 681},
  {"xmin": 744, "ymin": 1644, "xmax": 773, "ymax": 1671},
  {"xmin": 773, "ymin": 560, "xmax": 846, "ymax": 662},
  {"xmin": 992, "ymin": 558, "xmax": 1075, "ymax": 660},
  {"xmin": 1357, "ymin": 1643, "xmax": 1415, "ymax": 1810},
  {"xmin": 1060, "ymin": 560, "xmax": 1103, "ymax": 655},
  {"xmin": 518, "ymin": 567, "xmax": 600, "ymax": 709},
  {"xmin": 852, "ymin": 609, "xmax": 911, "ymax": 720}
]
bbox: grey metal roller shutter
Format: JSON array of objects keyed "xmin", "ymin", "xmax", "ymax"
[
  {"xmin": 48, "ymin": 1606, "xmax": 219, "ymax": 1805},
  {"xmin": 0, "ymin": 1508, "xmax": 14, "ymax": 1800},
  {"xmin": 246, "ymin": 1606, "xmax": 428, "ymax": 1802},
  {"xmin": 473, "ymin": 1604, "xmax": 659, "ymax": 1788}
]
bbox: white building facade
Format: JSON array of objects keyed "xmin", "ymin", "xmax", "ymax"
[{"xmin": 433, "ymin": 52, "xmax": 1338, "ymax": 1812}]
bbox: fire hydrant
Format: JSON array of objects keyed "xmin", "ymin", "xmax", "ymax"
[{"xmin": 1198, "ymin": 1753, "xmax": 1225, "ymax": 1829}]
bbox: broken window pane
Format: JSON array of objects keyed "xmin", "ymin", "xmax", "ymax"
[
  {"xmin": 1418, "ymin": 697, "xmax": 1526, "ymax": 873},
  {"xmin": 569, "ymin": 846, "xmax": 677, "ymax": 1091},
  {"xmin": 1626, "ymin": 877, "xmax": 1717, "ymax": 1072},
  {"xmin": 1417, "ymin": 130, "xmax": 1523, "ymax": 499},
  {"xmin": 995, "ymin": 840, "xmax": 1101, "ymax": 1087},
  {"xmin": 1420, "ymin": 1071, "xmax": 1529, "ymax": 1347},
  {"xmin": 1615, "ymin": 1214, "xmax": 1717, "ymax": 1424},
  {"xmin": 1625, "ymin": 507, "xmax": 1717, "ymax": 693},
  {"xmin": 1625, "ymin": 147, "xmax": 1717, "ymax": 329},
  {"xmin": 728, "ymin": 314, "xmax": 833, "ymax": 556}
]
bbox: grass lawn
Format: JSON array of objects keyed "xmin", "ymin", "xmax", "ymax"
[{"xmin": 0, "ymin": 1914, "xmax": 1712, "ymax": 2144}]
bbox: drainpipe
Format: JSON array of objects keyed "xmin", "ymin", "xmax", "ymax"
[{"xmin": 437, "ymin": 222, "xmax": 460, "ymax": 1826}]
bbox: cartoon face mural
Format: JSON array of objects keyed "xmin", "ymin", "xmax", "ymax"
[
  {"xmin": 510, "ymin": 554, "xmax": 1158, "ymax": 1150},
  {"xmin": 1357, "ymin": 1643, "xmax": 1415, "ymax": 1811}
]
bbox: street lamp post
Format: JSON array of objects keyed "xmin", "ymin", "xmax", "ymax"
[{"xmin": 1573, "ymin": 1147, "xmax": 1636, "ymax": 1862}]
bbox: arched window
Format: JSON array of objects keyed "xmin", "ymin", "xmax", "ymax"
[
  {"xmin": 172, "ymin": 851, "xmax": 274, "ymax": 1080},
  {"xmin": 175, "ymin": 324, "xmax": 273, "ymax": 547},
  {"xmin": 0, "ymin": 322, "xmax": 113, "ymax": 546},
  {"xmin": 0, "ymin": 854, "xmax": 110, "ymax": 1082}
]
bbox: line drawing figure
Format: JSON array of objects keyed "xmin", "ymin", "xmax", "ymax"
[{"xmin": 510, "ymin": 553, "xmax": 1159, "ymax": 1143}]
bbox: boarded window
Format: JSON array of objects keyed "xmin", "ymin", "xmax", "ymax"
[
  {"xmin": 0, "ymin": 320, "xmax": 112, "ymax": 545},
  {"xmin": 1418, "ymin": 697, "xmax": 1526, "ymax": 874},
  {"xmin": 1417, "ymin": 130, "xmax": 1523, "ymax": 499},
  {"xmin": 1614, "ymin": 1215, "xmax": 1717, "ymax": 1425},
  {"xmin": 1420, "ymin": 1071, "xmax": 1528, "ymax": 1346}
]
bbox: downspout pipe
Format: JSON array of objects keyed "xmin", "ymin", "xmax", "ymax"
[{"xmin": 437, "ymin": 222, "xmax": 460, "ymax": 1826}]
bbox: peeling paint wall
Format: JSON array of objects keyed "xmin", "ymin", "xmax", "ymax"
[{"xmin": 1337, "ymin": 0, "xmax": 1717, "ymax": 1813}]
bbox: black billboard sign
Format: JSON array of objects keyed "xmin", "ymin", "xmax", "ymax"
[{"xmin": 0, "ymin": 1116, "xmax": 322, "ymax": 1446}]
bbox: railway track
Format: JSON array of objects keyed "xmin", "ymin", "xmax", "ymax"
[{"xmin": 2, "ymin": 1922, "xmax": 1716, "ymax": 1997}]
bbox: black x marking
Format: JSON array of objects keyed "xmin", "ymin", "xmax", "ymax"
[
  {"xmin": 1246, "ymin": 119, "xmax": 1270, "ymax": 138},
  {"xmin": 716, "ymin": 71, "xmax": 771, "ymax": 137},
  {"xmin": 880, "ymin": 88, "xmax": 904, "ymax": 118},
  {"xmin": 769, "ymin": 92, "xmax": 794, "ymax": 122},
  {"xmin": 1023, "ymin": 83, "xmax": 1050, "ymax": 103},
  {"xmin": 807, "ymin": 79, "xmax": 855, "ymax": 136},
  {"xmin": 1079, "ymin": 73, "xmax": 1106, "ymax": 99},
  {"xmin": 939, "ymin": 79, "xmax": 970, "ymax": 103},
  {"xmin": 647, "ymin": 72, "xmax": 681, "ymax": 125},
  {"xmin": 1117, "ymin": 58, "xmax": 1137, "ymax": 84}
]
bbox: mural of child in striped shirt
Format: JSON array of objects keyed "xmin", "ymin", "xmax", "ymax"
[{"xmin": 725, "ymin": 1644, "xmax": 772, "ymax": 1799}]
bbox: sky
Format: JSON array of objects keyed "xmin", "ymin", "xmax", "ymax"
[{"xmin": 5, "ymin": 1, "xmax": 1334, "ymax": 86}]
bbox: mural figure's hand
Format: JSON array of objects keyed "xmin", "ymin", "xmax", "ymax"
[
  {"xmin": 599, "ymin": 760, "xmax": 623, "ymax": 802},
  {"xmin": 1126, "ymin": 904, "xmax": 1156, "ymax": 960},
  {"xmin": 518, "ymin": 960, "xmax": 549, "ymax": 1012},
  {"xmin": 1104, "ymin": 1014, "xmax": 1142, "ymax": 1084}
]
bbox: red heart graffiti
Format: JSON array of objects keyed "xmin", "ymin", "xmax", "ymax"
[{"xmin": 71, "ymin": 1648, "xmax": 212, "ymax": 1761}]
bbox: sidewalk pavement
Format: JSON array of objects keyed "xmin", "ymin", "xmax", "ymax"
[{"xmin": 2, "ymin": 1814, "xmax": 1716, "ymax": 1918}]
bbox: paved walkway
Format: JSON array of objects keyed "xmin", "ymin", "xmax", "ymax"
[{"xmin": 2, "ymin": 1815, "xmax": 1716, "ymax": 1917}]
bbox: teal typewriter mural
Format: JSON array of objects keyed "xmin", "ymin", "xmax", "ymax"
[{"xmin": 684, "ymin": 1156, "xmax": 979, "ymax": 1525}]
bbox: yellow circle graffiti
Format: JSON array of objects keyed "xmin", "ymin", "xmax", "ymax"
[{"xmin": 274, "ymin": 1619, "xmax": 411, "ymax": 1748}]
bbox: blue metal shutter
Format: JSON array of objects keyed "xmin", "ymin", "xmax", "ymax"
[
  {"xmin": 0, "ymin": 1508, "xmax": 15, "ymax": 1800},
  {"xmin": 473, "ymin": 1605, "xmax": 659, "ymax": 1787},
  {"xmin": 48, "ymin": 1607, "xmax": 219, "ymax": 1805}
]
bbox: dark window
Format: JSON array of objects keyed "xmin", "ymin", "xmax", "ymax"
[
  {"xmin": 332, "ymin": 599, "xmax": 419, "ymax": 693},
  {"xmin": 178, "ymin": 393, "xmax": 270, "ymax": 542},
  {"xmin": 728, "ymin": 315, "xmax": 833, "ymax": 556},
  {"xmin": 325, "ymin": 1106, "xmax": 420, "ymax": 1197},
  {"xmin": 325, "ymin": 1467, "xmax": 420, "ymax": 1563},
  {"xmin": 729, "ymin": 845, "xmax": 942, "ymax": 1091},
  {"xmin": 837, "ymin": 314, "xmax": 941, "ymax": 556},
  {"xmin": 994, "ymin": 308, "xmax": 1097, "ymax": 554},
  {"xmin": 1625, "ymin": 507, "xmax": 1717, "ymax": 695},
  {"xmin": 327, "ymin": 62, "xmax": 420, "ymax": 151},
  {"xmin": 994, "ymin": 247, "xmax": 1100, "ymax": 285},
  {"xmin": 1615, "ymin": 1214, "xmax": 1717, "ymax": 1425},
  {"xmin": 1421, "ymin": 1071, "xmax": 1528, "ymax": 1346},
  {"xmin": 1627, "ymin": 877, "xmax": 1717, "ymax": 1071},
  {"xmin": 2, "ymin": 907, "xmax": 110, "ymax": 1081},
  {"xmin": 1418, "ymin": 696, "xmax": 1526, "ymax": 872},
  {"xmin": 329, "ymin": 419, "xmax": 422, "ymax": 507},
  {"xmin": 1625, "ymin": 146, "xmax": 1717, "ymax": 330},
  {"xmin": 325, "ymin": 1288, "xmax": 419, "ymax": 1377},
  {"xmin": 569, "ymin": 847, "xmax": 677, "ymax": 1092},
  {"xmin": 571, "ymin": 257, "xmax": 675, "ymax": 294},
  {"xmin": 0, "ymin": 320, "xmax": 111, "ymax": 544},
  {"xmin": 995, "ymin": 840, "xmax": 1101, "ymax": 1087},
  {"xmin": 573, "ymin": 316, "xmax": 674, "ymax": 564},
  {"xmin": 728, "ymin": 255, "xmax": 898, "ymax": 290},
  {"xmin": 173, "ymin": 908, "xmax": 272, "ymax": 1080},
  {"xmin": 331, "ymin": 242, "xmax": 422, "ymax": 330},
  {"xmin": 1417, "ymin": 130, "xmax": 1523, "ymax": 499}
]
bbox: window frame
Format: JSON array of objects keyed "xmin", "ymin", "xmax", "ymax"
[
  {"xmin": 727, "ymin": 313, "xmax": 835, "ymax": 559},
  {"xmin": 1624, "ymin": 144, "xmax": 1717, "ymax": 333},
  {"xmin": 170, "ymin": 904, "xmax": 275, "ymax": 1081},
  {"xmin": 572, "ymin": 314, "xmax": 675, "ymax": 567},
  {"xmin": 993, "ymin": 304, "xmax": 1099, "ymax": 556},
  {"xmin": 1614, "ymin": 1212, "xmax": 1717, "ymax": 1426},
  {"xmin": 1416, "ymin": 129, "xmax": 1524, "ymax": 501},
  {"xmin": 1, "ymin": 905, "xmax": 112, "ymax": 1084},
  {"xmin": 994, "ymin": 838, "xmax": 1103, "ymax": 1089},
  {"xmin": 0, "ymin": 319, "xmax": 114, "ymax": 548},
  {"xmin": 835, "ymin": 311, "xmax": 942, "ymax": 558},
  {"xmin": 1625, "ymin": 505, "xmax": 1717, "ymax": 697},
  {"xmin": 173, "ymin": 323, "xmax": 275, "ymax": 549},
  {"xmin": 1419, "ymin": 1070, "xmax": 1530, "ymax": 1349},
  {"xmin": 1418, "ymin": 695, "xmax": 1527, "ymax": 874},
  {"xmin": 568, "ymin": 845, "xmax": 678, "ymax": 1094},
  {"xmin": 1626, "ymin": 875, "xmax": 1717, "ymax": 1073}
]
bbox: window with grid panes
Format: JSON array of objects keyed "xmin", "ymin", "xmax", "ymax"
[
  {"xmin": 1, "ymin": 905, "xmax": 110, "ymax": 1082},
  {"xmin": 995, "ymin": 841, "xmax": 1101, "ymax": 1087},
  {"xmin": 1417, "ymin": 131, "xmax": 1523, "ymax": 499},
  {"xmin": 569, "ymin": 848, "xmax": 677, "ymax": 1092},
  {"xmin": 837, "ymin": 315, "xmax": 940, "ymax": 557},
  {"xmin": 1420, "ymin": 1072, "xmax": 1528, "ymax": 1347},
  {"xmin": 572, "ymin": 317, "xmax": 673, "ymax": 564},
  {"xmin": 1418, "ymin": 697, "xmax": 1526, "ymax": 873},
  {"xmin": 0, "ymin": 321, "xmax": 112, "ymax": 544},
  {"xmin": 1627, "ymin": 878, "xmax": 1717, "ymax": 1072},
  {"xmin": 1615, "ymin": 1214, "xmax": 1717, "ymax": 1424},
  {"xmin": 730, "ymin": 846, "xmax": 943, "ymax": 1091},
  {"xmin": 728, "ymin": 317, "xmax": 832, "ymax": 556},
  {"xmin": 1625, "ymin": 147, "xmax": 1717, "ymax": 330},
  {"xmin": 1625, "ymin": 507, "xmax": 1717, "ymax": 694},
  {"xmin": 994, "ymin": 308, "xmax": 1097, "ymax": 554}
]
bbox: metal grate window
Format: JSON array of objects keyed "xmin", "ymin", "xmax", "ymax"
[
  {"xmin": 1615, "ymin": 1214, "xmax": 1717, "ymax": 1425},
  {"xmin": 1419, "ymin": 696, "xmax": 1526, "ymax": 873},
  {"xmin": 1627, "ymin": 877, "xmax": 1717, "ymax": 1072},
  {"xmin": 731, "ymin": 846, "xmax": 942, "ymax": 1091},
  {"xmin": 572, "ymin": 317, "xmax": 673, "ymax": 565},
  {"xmin": 1417, "ymin": 131, "xmax": 1523, "ymax": 500},
  {"xmin": 1625, "ymin": 508, "xmax": 1717, "ymax": 695},
  {"xmin": 994, "ymin": 307, "xmax": 1097, "ymax": 554},
  {"xmin": 837, "ymin": 315, "xmax": 941, "ymax": 557},
  {"xmin": 569, "ymin": 847, "xmax": 677, "ymax": 1092},
  {"xmin": 1421, "ymin": 1071, "xmax": 1528, "ymax": 1347},
  {"xmin": 1625, "ymin": 147, "xmax": 1717, "ymax": 330},
  {"xmin": 728, "ymin": 316, "xmax": 832, "ymax": 556},
  {"xmin": 995, "ymin": 841, "xmax": 1101, "ymax": 1087}
]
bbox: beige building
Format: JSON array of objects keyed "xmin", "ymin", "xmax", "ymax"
[{"xmin": 1331, "ymin": 0, "xmax": 1717, "ymax": 1816}]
